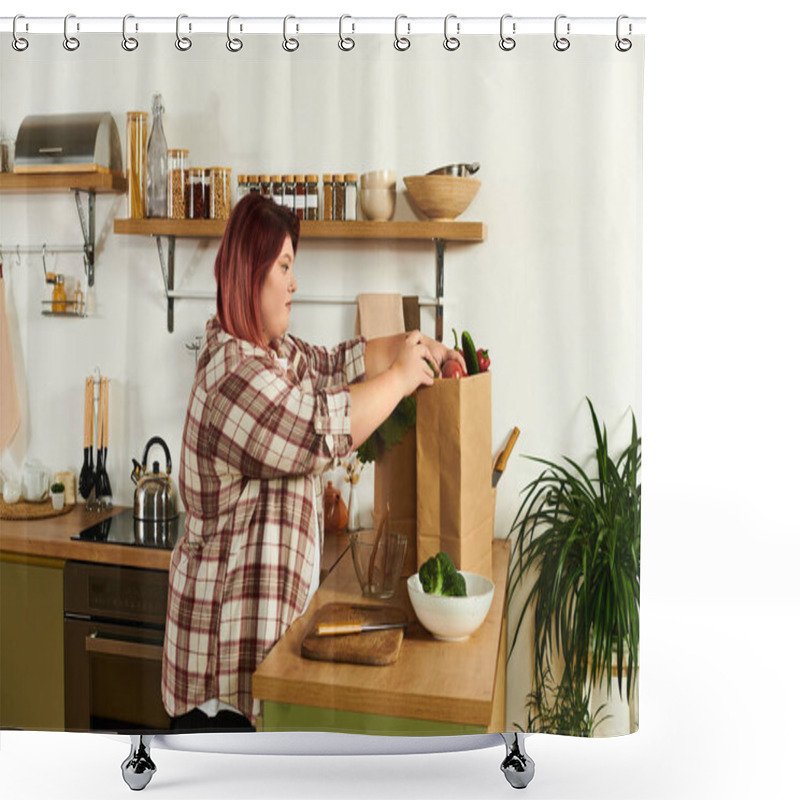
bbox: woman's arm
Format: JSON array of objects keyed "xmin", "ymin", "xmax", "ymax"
[{"xmin": 364, "ymin": 331, "xmax": 467, "ymax": 379}]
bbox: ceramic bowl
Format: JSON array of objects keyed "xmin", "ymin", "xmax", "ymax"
[
  {"xmin": 360, "ymin": 169, "xmax": 397, "ymax": 189},
  {"xmin": 360, "ymin": 187, "xmax": 397, "ymax": 221},
  {"xmin": 407, "ymin": 571, "xmax": 495, "ymax": 641},
  {"xmin": 403, "ymin": 175, "xmax": 481, "ymax": 221}
]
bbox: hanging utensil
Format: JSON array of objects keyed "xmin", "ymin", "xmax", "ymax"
[
  {"xmin": 99, "ymin": 378, "xmax": 112, "ymax": 498},
  {"xmin": 492, "ymin": 426, "xmax": 520, "ymax": 487},
  {"xmin": 93, "ymin": 376, "xmax": 104, "ymax": 499},
  {"xmin": 79, "ymin": 377, "xmax": 94, "ymax": 499}
]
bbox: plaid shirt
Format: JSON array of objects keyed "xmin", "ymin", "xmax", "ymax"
[{"xmin": 161, "ymin": 315, "xmax": 367, "ymax": 726}]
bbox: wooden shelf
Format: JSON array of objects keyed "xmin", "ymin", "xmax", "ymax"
[
  {"xmin": 113, "ymin": 217, "xmax": 487, "ymax": 242},
  {"xmin": 0, "ymin": 171, "xmax": 127, "ymax": 194}
]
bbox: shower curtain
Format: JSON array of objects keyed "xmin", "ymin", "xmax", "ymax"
[{"xmin": 0, "ymin": 19, "xmax": 643, "ymax": 744}]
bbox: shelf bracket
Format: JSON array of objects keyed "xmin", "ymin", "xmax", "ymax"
[
  {"xmin": 155, "ymin": 235, "xmax": 176, "ymax": 332},
  {"xmin": 73, "ymin": 189, "xmax": 96, "ymax": 287},
  {"xmin": 434, "ymin": 238, "xmax": 445, "ymax": 342}
]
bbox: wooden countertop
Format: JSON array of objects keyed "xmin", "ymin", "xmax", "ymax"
[
  {"xmin": 253, "ymin": 537, "xmax": 510, "ymax": 729},
  {"xmin": 0, "ymin": 505, "xmax": 173, "ymax": 570}
]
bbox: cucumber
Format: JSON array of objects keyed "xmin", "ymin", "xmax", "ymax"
[{"xmin": 461, "ymin": 330, "xmax": 480, "ymax": 376}]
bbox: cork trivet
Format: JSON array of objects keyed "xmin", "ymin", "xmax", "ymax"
[{"xmin": 0, "ymin": 498, "xmax": 75, "ymax": 521}]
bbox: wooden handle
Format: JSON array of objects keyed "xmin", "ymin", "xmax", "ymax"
[
  {"xmin": 85, "ymin": 634, "xmax": 163, "ymax": 662},
  {"xmin": 494, "ymin": 426, "xmax": 520, "ymax": 474},
  {"xmin": 83, "ymin": 378, "xmax": 91, "ymax": 449},
  {"xmin": 102, "ymin": 378, "xmax": 109, "ymax": 449},
  {"xmin": 317, "ymin": 623, "xmax": 363, "ymax": 636}
]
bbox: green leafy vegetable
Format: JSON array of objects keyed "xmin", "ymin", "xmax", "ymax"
[
  {"xmin": 356, "ymin": 395, "xmax": 417, "ymax": 464},
  {"xmin": 419, "ymin": 552, "xmax": 467, "ymax": 597}
]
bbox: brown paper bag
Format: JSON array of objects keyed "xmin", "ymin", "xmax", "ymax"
[{"xmin": 416, "ymin": 372, "xmax": 494, "ymax": 579}]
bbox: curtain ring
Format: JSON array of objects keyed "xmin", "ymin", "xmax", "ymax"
[
  {"xmin": 226, "ymin": 15, "xmax": 243, "ymax": 52},
  {"xmin": 12, "ymin": 15, "xmax": 29, "ymax": 52},
  {"xmin": 282, "ymin": 15, "xmax": 299, "ymax": 52},
  {"xmin": 175, "ymin": 14, "xmax": 192, "ymax": 51},
  {"xmin": 122, "ymin": 14, "xmax": 139, "ymax": 51},
  {"xmin": 394, "ymin": 14, "xmax": 411, "ymax": 51},
  {"xmin": 443, "ymin": 14, "xmax": 460, "ymax": 51},
  {"xmin": 63, "ymin": 14, "xmax": 80, "ymax": 51},
  {"xmin": 339, "ymin": 14, "xmax": 355, "ymax": 51},
  {"xmin": 615, "ymin": 15, "xmax": 632, "ymax": 52},
  {"xmin": 553, "ymin": 14, "xmax": 570, "ymax": 52},
  {"xmin": 499, "ymin": 14, "xmax": 516, "ymax": 51}
]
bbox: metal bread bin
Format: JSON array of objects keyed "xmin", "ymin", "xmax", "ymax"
[{"xmin": 14, "ymin": 112, "xmax": 122, "ymax": 173}]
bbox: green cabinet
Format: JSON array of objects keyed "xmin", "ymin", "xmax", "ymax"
[{"xmin": 0, "ymin": 553, "xmax": 65, "ymax": 730}]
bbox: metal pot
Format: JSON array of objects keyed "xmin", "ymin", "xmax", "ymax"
[
  {"xmin": 425, "ymin": 161, "xmax": 480, "ymax": 177},
  {"xmin": 130, "ymin": 436, "xmax": 177, "ymax": 523}
]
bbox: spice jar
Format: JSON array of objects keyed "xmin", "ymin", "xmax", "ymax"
[
  {"xmin": 126, "ymin": 111, "xmax": 147, "ymax": 219},
  {"xmin": 332, "ymin": 174, "xmax": 347, "ymax": 221},
  {"xmin": 322, "ymin": 174, "xmax": 334, "ymax": 220},
  {"xmin": 208, "ymin": 167, "xmax": 232, "ymax": 220},
  {"xmin": 73, "ymin": 281, "xmax": 84, "ymax": 316},
  {"xmin": 270, "ymin": 175, "xmax": 283, "ymax": 206},
  {"xmin": 257, "ymin": 175, "xmax": 269, "ymax": 198},
  {"xmin": 344, "ymin": 173, "xmax": 358, "ymax": 221},
  {"xmin": 167, "ymin": 149, "xmax": 188, "ymax": 219},
  {"xmin": 295, "ymin": 175, "xmax": 306, "ymax": 220},
  {"xmin": 186, "ymin": 167, "xmax": 208, "ymax": 219},
  {"xmin": 52, "ymin": 274, "xmax": 67, "ymax": 314},
  {"xmin": 281, "ymin": 174, "xmax": 295, "ymax": 213},
  {"xmin": 305, "ymin": 174, "xmax": 319, "ymax": 221}
]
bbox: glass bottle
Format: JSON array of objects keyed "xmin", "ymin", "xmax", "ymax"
[
  {"xmin": 260, "ymin": 175, "xmax": 271, "ymax": 198},
  {"xmin": 73, "ymin": 280, "xmax": 84, "ymax": 316},
  {"xmin": 322, "ymin": 174, "xmax": 333, "ymax": 220},
  {"xmin": 283, "ymin": 174, "xmax": 296, "ymax": 214},
  {"xmin": 52, "ymin": 274, "xmax": 67, "ymax": 314},
  {"xmin": 126, "ymin": 111, "xmax": 147, "ymax": 219},
  {"xmin": 305, "ymin": 174, "xmax": 319, "ymax": 221},
  {"xmin": 167, "ymin": 149, "xmax": 188, "ymax": 219},
  {"xmin": 295, "ymin": 175, "xmax": 306, "ymax": 220},
  {"xmin": 271, "ymin": 175, "xmax": 283, "ymax": 207},
  {"xmin": 146, "ymin": 93, "xmax": 168, "ymax": 218},
  {"xmin": 344, "ymin": 173, "xmax": 358, "ymax": 221}
]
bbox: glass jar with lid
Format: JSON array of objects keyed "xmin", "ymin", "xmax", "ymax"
[
  {"xmin": 295, "ymin": 175, "xmax": 306, "ymax": 220},
  {"xmin": 282, "ymin": 174, "xmax": 295, "ymax": 213},
  {"xmin": 208, "ymin": 167, "xmax": 232, "ymax": 220},
  {"xmin": 322, "ymin": 174, "xmax": 334, "ymax": 220},
  {"xmin": 305, "ymin": 174, "xmax": 319, "ymax": 221},
  {"xmin": 167, "ymin": 149, "xmax": 188, "ymax": 219},
  {"xmin": 332, "ymin": 174, "xmax": 346, "ymax": 221},
  {"xmin": 270, "ymin": 175, "xmax": 283, "ymax": 207},
  {"xmin": 344, "ymin": 173, "xmax": 358, "ymax": 221},
  {"xmin": 186, "ymin": 167, "xmax": 208, "ymax": 219}
]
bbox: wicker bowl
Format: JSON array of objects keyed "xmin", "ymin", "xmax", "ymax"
[{"xmin": 403, "ymin": 175, "xmax": 481, "ymax": 221}]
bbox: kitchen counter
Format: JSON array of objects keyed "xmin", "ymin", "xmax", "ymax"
[
  {"xmin": 0, "ymin": 504, "xmax": 173, "ymax": 570},
  {"xmin": 253, "ymin": 537, "xmax": 510, "ymax": 734}
]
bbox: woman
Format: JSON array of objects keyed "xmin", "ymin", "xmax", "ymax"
[{"xmin": 161, "ymin": 194, "xmax": 466, "ymax": 731}]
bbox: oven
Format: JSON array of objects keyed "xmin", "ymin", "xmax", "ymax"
[{"xmin": 64, "ymin": 510, "xmax": 184, "ymax": 733}]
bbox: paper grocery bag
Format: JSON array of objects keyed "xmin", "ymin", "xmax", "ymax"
[{"xmin": 416, "ymin": 371, "xmax": 494, "ymax": 580}]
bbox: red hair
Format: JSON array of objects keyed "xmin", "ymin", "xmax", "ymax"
[{"xmin": 214, "ymin": 193, "xmax": 300, "ymax": 349}]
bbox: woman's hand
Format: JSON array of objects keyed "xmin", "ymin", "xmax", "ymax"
[
  {"xmin": 424, "ymin": 334, "xmax": 468, "ymax": 376},
  {"xmin": 390, "ymin": 330, "xmax": 440, "ymax": 396}
]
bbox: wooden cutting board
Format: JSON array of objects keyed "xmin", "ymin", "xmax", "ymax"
[{"xmin": 301, "ymin": 603, "xmax": 407, "ymax": 666}]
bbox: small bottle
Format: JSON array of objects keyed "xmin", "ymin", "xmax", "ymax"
[
  {"xmin": 73, "ymin": 280, "xmax": 84, "ymax": 316},
  {"xmin": 260, "ymin": 175, "xmax": 271, "ymax": 198},
  {"xmin": 146, "ymin": 93, "xmax": 168, "ymax": 218},
  {"xmin": 305, "ymin": 174, "xmax": 319, "ymax": 221},
  {"xmin": 52, "ymin": 274, "xmax": 67, "ymax": 314},
  {"xmin": 344, "ymin": 173, "xmax": 358, "ymax": 221},
  {"xmin": 271, "ymin": 175, "xmax": 283, "ymax": 206},
  {"xmin": 295, "ymin": 175, "xmax": 306, "ymax": 220},
  {"xmin": 332, "ymin": 174, "xmax": 346, "ymax": 221},
  {"xmin": 126, "ymin": 111, "xmax": 147, "ymax": 219},
  {"xmin": 322, "ymin": 174, "xmax": 334, "ymax": 220},
  {"xmin": 282, "ymin": 174, "xmax": 295, "ymax": 213},
  {"xmin": 208, "ymin": 167, "xmax": 232, "ymax": 220}
]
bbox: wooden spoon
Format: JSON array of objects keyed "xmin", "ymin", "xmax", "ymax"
[{"xmin": 78, "ymin": 377, "xmax": 94, "ymax": 499}]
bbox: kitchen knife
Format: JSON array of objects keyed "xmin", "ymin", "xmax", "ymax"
[
  {"xmin": 316, "ymin": 621, "xmax": 407, "ymax": 637},
  {"xmin": 492, "ymin": 426, "xmax": 520, "ymax": 487}
]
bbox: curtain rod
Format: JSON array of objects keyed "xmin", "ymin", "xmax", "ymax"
[{"xmin": 1, "ymin": 16, "xmax": 646, "ymax": 36}]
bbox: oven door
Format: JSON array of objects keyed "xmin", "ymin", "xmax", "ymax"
[{"xmin": 64, "ymin": 616, "xmax": 171, "ymax": 732}]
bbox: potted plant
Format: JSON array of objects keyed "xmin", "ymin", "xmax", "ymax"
[
  {"xmin": 506, "ymin": 397, "xmax": 641, "ymax": 735},
  {"xmin": 50, "ymin": 481, "xmax": 66, "ymax": 510}
]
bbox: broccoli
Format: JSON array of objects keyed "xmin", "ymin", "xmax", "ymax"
[{"xmin": 419, "ymin": 552, "xmax": 467, "ymax": 597}]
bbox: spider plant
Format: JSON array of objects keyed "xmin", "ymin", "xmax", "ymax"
[{"xmin": 506, "ymin": 397, "xmax": 641, "ymax": 708}]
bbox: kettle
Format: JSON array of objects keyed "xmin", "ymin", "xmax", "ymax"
[{"xmin": 130, "ymin": 436, "xmax": 178, "ymax": 522}]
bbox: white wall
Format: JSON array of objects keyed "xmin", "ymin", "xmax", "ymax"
[{"xmin": 0, "ymin": 31, "xmax": 642, "ymax": 732}]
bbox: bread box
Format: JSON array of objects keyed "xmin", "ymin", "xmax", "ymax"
[{"xmin": 14, "ymin": 111, "xmax": 122, "ymax": 173}]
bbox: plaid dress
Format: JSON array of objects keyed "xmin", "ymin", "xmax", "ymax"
[{"xmin": 161, "ymin": 315, "xmax": 367, "ymax": 726}]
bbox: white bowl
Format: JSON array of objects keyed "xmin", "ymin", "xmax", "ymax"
[
  {"xmin": 360, "ymin": 169, "xmax": 396, "ymax": 189},
  {"xmin": 407, "ymin": 571, "xmax": 495, "ymax": 642},
  {"xmin": 360, "ymin": 187, "xmax": 396, "ymax": 221}
]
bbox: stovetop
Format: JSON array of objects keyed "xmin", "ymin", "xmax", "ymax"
[{"xmin": 71, "ymin": 508, "xmax": 186, "ymax": 550}]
